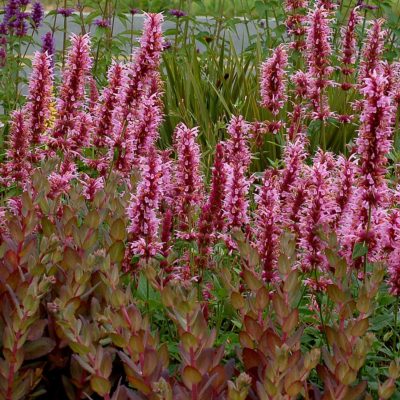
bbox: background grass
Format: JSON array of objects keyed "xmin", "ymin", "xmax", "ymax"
[{"xmin": 41, "ymin": 0, "xmax": 400, "ymax": 17}]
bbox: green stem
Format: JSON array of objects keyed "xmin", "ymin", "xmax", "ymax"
[{"xmin": 394, "ymin": 296, "xmax": 399, "ymax": 356}]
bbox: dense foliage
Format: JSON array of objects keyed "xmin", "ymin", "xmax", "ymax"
[{"xmin": 0, "ymin": 1, "xmax": 400, "ymax": 399}]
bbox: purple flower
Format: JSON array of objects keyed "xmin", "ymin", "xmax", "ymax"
[
  {"xmin": 31, "ymin": 1, "xmax": 44, "ymax": 29},
  {"xmin": 169, "ymin": 9, "xmax": 187, "ymax": 18},
  {"xmin": 4, "ymin": 0, "xmax": 20, "ymax": 32},
  {"xmin": 163, "ymin": 40, "xmax": 172, "ymax": 50},
  {"xmin": 94, "ymin": 18, "xmax": 110, "ymax": 28},
  {"xmin": 41, "ymin": 32, "xmax": 55, "ymax": 65},
  {"xmin": 58, "ymin": 7, "xmax": 75, "ymax": 17},
  {"xmin": 130, "ymin": 8, "xmax": 140, "ymax": 15},
  {"xmin": 15, "ymin": 12, "xmax": 29, "ymax": 36}
]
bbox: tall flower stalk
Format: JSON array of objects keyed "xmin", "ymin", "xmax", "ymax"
[{"xmin": 127, "ymin": 147, "xmax": 163, "ymax": 260}]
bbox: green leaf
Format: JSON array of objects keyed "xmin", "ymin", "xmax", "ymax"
[{"xmin": 352, "ymin": 242, "xmax": 368, "ymax": 260}]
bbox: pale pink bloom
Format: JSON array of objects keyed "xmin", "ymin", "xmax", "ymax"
[
  {"xmin": 48, "ymin": 158, "xmax": 77, "ymax": 199},
  {"xmin": 80, "ymin": 174, "xmax": 104, "ymax": 201}
]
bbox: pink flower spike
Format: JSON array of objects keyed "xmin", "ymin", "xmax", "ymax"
[
  {"xmin": 2, "ymin": 109, "xmax": 31, "ymax": 187},
  {"xmin": 298, "ymin": 151, "xmax": 335, "ymax": 272},
  {"xmin": 208, "ymin": 143, "xmax": 227, "ymax": 232},
  {"xmin": 223, "ymin": 162, "xmax": 250, "ymax": 231},
  {"xmin": 26, "ymin": 51, "xmax": 53, "ymax": 147},
  {"xmin": 114, "ymin": 13, "xmax": 164, "ymax": 125},
  {"xmin": 51, "ymin": 34, "xmax": 92, "ymax": 152},
  {"xmin": 305, "ymin": 5, "xmax": 333, "ymax": 82},
  {"xmin": 341, "ymin": 8, "xmax": 362, "ymax": 71},
  {"xmin": 260, "ymin": 45, "xmax": 288, "ymax": 115},
  {"xmin": 93, "ymin": 62, "xmax": 125, "ymax": 148},
  {"xmin": 80, "ymin": 174, "xmax": 104, "ymax": 201},
  {"xmin": 127, "ymin": 147, "xmax": 163, "ymax": 260},
  {"xmin": 224, "ymin": 115, "xmax": 251, "ymax": 169},
  {"xmin": 254, "ymin": 171, "xmax": 281, "ymax": 282},
  {"xmin": 173, "ymin": 123, "xmax": 203, "ymax": 230},
  {"xmin": 359, "ymin": 19, "xmax": 386, "ymax": 83}
]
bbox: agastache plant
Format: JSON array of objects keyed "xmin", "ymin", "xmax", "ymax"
[
  {"xmin": 173, "ymin": 123, "xmax": 203, "ymax": 232},
  {"xmin": 0, "ymin": 7, "xmax": 400, "ymax": 400},
  {"xmin": 358, "ymin": 19, "xmax": 386, "ymax": 83},
  {"xmin": 260, "ymin": 45, "xmax": 288, "ymax": 116},
  {"xmin": 127, "ymin": 147, "xmax": 163, "ymax": 260},
  {"xmin": 50, "ymin": 34, "xmax": 92, "ymax": 152},
  {"xmin": 340, "ymin": 70, "xmax": 394, "ymax": 266},
  {"xmin": 25, "ymin": 51, "xmax": 53, "ymax": 148},
  {"xmin": 341, "ymin": 7, "xmax": 362, "ymax": 75}
]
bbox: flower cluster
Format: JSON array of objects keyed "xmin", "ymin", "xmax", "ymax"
[{"xmin": 260, "ymin": 45, "xmax": 288, "ymax": 115}]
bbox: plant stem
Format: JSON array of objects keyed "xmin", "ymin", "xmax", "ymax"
[{"xmin": 394, "ymin": 296, "xmax": 399, "ymax": 356}]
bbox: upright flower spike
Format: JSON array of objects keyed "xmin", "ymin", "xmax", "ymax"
[
  {"xmin": 223, "ymin": 163, "xmax": 250, "ymax": 231},
  {"xmin": 196, "ymin": 203, "xmax": 215, "ymax": 269},
  {"xmin": 41, "ymin": 32, "xmax": 55, "ymax": 67},
  {"xmin": 359, "ymin": 19, "xmax": 386, "ymax": 83},
  {"xmin": 260, "ymin": 45, "xmax": 288, "ymax": 115},
  {"xmin": 305, "ymin": 5, "xmax": 332, "ymax": 82},
  {"xmin": 332, "ymin": 156, "xmax": 356, "ymax": 227},
  {"xmin": 339, "ymin": 71, "xmax": 394, "ymax": 266},
  {"xmin": 69, "ymin": 112, "xmax": 92, "ymax": 153},
  {"xmin": 174, "ymin": 123, "xmax": 203, "ymax": 229},
  {"xmin": 284, "ymin": 0, "xmax": 308, "ymax": 50},
  {"xmin": 208, "ymin": 143, "xmax": 227, "ymax": 233},
  {"xmin": 357, "ymin": 71, "xmax": 393, "ymax": 207},
  {"xmin": 88, "ymin": 76, "xmax": 99, "ymax": 113},
  {"xmin": 127, "ymin": 147, "xmax": 163, "ymax": 259},
  {"xmin": 254, "ymin": 171, "xmax": 281, "ymax": 282},
  {"xmin": 298, "ymin": 151, "xmax": 335, "ymax": 272},
  {"xmin": 51, "ymin": 34, "xmax": 92, "ymax": 151},
  {"xmin": 279, "ymin": 132, "xmax": 308, "ymax": 200},
  {"xmin": 160, "ymin": 150, "xmax": 175, "ymax": 209},
  {"xmin": 114, "ymin": 13, "xmax": 164, "ymax": 125},
  {"xmin": 129, "ymin": 94, "xmax": 163, "ymax": 161},
  {"xmin": 388, "ymin": 247, "xmax": 400, "ymax": 296},
  {"xmin": 1, "ymin": 109, "xmax": 31, "ymax": 186},
  {"xmin": 93, "ymin": 62, "xmax": 124, "ymax": 148},
  {"xmin": 305, "ymin": 5, "xmax": 333, "ymax": 120},
  {"xmin": 341, "ymin": 8, "xmax": 362, "ymax": 74},
  {"xmin": 224, "ymin": 115, "xmax": 251, "ymax": 169},
  {"xmin": 25, "ymin": 51, "xmax": 53, "ymax": 147},
  {"xmin": 31, "ymin": 1, "xmax": 44, "ymax": 30}
]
